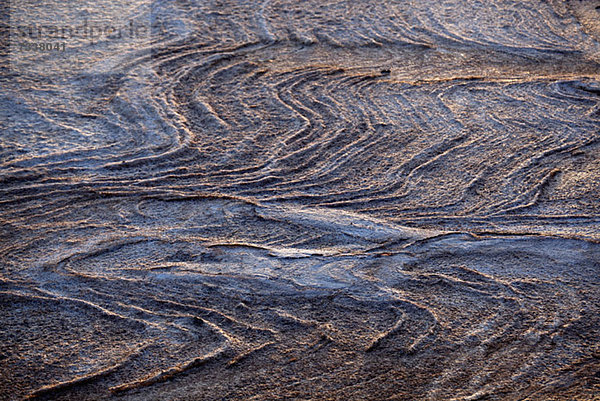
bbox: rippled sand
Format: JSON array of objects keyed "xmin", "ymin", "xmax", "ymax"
[{"xmin": 1, "ymin": 0, "xmax": 600, "ymax": 400}]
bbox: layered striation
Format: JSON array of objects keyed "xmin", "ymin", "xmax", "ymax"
[{"xmin": 1, "ymin": 0, "xmax": 599, "ymax": 399}]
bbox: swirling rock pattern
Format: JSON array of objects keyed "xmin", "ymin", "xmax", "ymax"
[{"xmin": 1, "ymin": 0, "xmax": 599, "ymax": 399}]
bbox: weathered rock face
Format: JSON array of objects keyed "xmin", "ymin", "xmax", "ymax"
[{"xmin": 1, "ymin": 0, "xmax": 599, "ymax": 400}]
